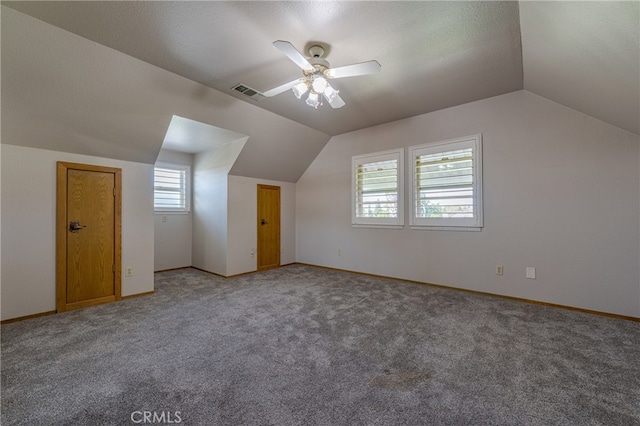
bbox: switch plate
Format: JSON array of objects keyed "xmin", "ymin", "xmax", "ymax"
[
  {"xmin": 495, "ymin": 265, "xmax": 504, "ymax": 275},
  {"xmin": 125, "ymin": 267, "xmax": 133, "ymax": 277},
  {"xmin": 526, "ymin": 267, "xmax": 536, "ymax": 279},
  {"xmin": 162, "ymin": 215, "xmax": 167, "ymax": 222}
]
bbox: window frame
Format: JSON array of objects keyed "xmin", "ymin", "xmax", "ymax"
[
  {"xmin": 409, "ymin": 134, "xmax": 483, "ymax": 231},
  {"xmin": 153, "ymin": 162, "xmax": 191, "ymax": 214},
  {"xmin": 351, "ymin": 148, "xmax": 404, "ymax": 228}
]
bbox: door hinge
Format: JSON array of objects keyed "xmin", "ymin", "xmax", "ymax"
[
  {"xmin": 113, "ymin": 187, "xmax": 116, "ymax": 197},
  {"xmin": 112, "ymin": 264, "xmax": 116, "ymax": 273}
]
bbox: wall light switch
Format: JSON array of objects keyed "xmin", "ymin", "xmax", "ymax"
[
  {"xmin": 526, "ymin": 267, "xmax": 536, "ymax": 279},
  {"xmin": 125, "ymin": 267, "xmax": 133, "ymax": 277},
  {"xmin": 496, "ymin": 265, "xmax": 504, "ymax": 275},
  {"xmin": 162, "ymin": 215, "xmax": 168, "ymax": 222}
]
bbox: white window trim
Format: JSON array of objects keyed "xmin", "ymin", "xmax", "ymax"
[
  {"xmin": 154, "ymin": 162, "xmax": 191, "ymax": 214},
  {"xmin": 409, "ymin": 134, "xmax": 483, "ymax": 230},
  {"xmin": 352, "ymin": 148, "xmax": 404, "ymax": 228}
]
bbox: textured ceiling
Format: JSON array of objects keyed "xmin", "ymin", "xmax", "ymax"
[
  {"xmin": 520, "ymin": 2, "xmax": 639, "ymax": 135},
  {"xmin": 3, "ymin": 1, "xmax": 526, "ymax": 136},
  {"xmin": 2, "ymin": 1, "xmax": 638, "ymax": 141}
]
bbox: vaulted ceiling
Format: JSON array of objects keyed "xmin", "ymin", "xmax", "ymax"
[
  {"xmin": 5, "ymin": 1, "xmax": 638, "ymax": 137},
  {"xmin": 2, "ymin": 2, "xmax": 638, "ymax": 185}
]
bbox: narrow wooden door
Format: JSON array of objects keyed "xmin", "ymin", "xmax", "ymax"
[
  {"xmin": 257, "ymin": 184, "xmax": 280, "ymax": 271},
  {"xmin": 57, "ymin": 162, "xmax": 121, "ymax": 312}
]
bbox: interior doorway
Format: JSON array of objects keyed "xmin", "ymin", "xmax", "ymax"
[
  {"xmin": 257, "ymin": 184, "xmax": 281, "ymax": 271},
  {"xmin": 56, "ymin": 162, "xmax": 122, "ymax": 312}
]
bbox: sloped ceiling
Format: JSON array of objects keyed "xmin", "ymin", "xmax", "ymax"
[
  {"xmin": 2, "ymin": 1, "xmax": 527, "ymax": 137},
  {"xmin": 1, "ymin": 6, "xmax": 331, "ymax": 182},
  {"xmin": 1, "ymin": 2, "xmax": 638, "ymax": 182},
  {"xmin": 162, "ymin": 115, "xmax": 248, "ymax": 154},
  {"xmin": 520, "ymin": 2, "xmax": 638, "ymax": 134}
]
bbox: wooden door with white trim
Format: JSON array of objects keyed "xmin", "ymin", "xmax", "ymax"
[
  {"xmin": 257, "ymin": 184, "xmax": 280, "ymax": 271},
  {"xmin": 56, "ymin": 162, "xmax": 121, "ymax": 312}
]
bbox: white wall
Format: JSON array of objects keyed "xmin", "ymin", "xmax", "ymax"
[
  {"xmin": 296, "ymin": 90, "xmax": 640, "ymax": 317},
  {"xmin": 154, "ymin": 149, "xmax": 193, "ymax": 271},
  {"xmin": 227, "ymin": 176, "xmax": 296, "ymax": 276},
  {"xmin": 191, "ymin": 139, "xmax": 247, "ymax": 276},
  {"xmin": 1, "ymin": 144, "xmax": 155, "ymax": 320}
]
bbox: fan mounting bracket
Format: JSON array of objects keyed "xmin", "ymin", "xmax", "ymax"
[{"xmin": 308, "ymin": 45, "xmax": 325, "ymax": 58}]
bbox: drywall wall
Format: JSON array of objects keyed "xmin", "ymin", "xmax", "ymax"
[
  {"xmin": 296, "ymin": 90, "xmax": 640, "ymax": 317},
  {"xmin": 191, "ymin": 139, "xmax": 247, "ymax": 276},
  {"xmin": 1, "ymin": 144, "xmax": 154, "ymax": 321},
  {"xmin": 153, "ymin": 149, "xmax": 193, "ymax": 271},
  {"xmin": 227, "ymin": 176, "xmax": 296, "ymax": 276}
]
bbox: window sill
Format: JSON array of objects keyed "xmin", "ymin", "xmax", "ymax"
[
  {"xmin": 154, "ymin": 211, "xmax": 191, "ymax": 215},
  {"xmin": 352, "ymin": 224, "xmax": 404, "ymax": 230},
  {"xmin": 409, "ymin": 225, "xmax": 482, "ymax": 232}
]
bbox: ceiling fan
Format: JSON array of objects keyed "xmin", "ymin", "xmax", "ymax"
[{"xmin": 262, "ymin": 40, "xmax": 381, "ymax": 109}]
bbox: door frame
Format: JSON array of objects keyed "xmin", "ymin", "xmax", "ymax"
[
  {"xmin": 56, "ymin": 162, "xmax": 122, "ymax": 312},
  {"xmin": 256, "ymin": 184, "xmax": 281, "ymax": 271}
]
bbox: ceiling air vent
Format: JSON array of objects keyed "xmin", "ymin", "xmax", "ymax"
[{"xmin": 232, "ymin": 84, "xmax": 265, "ymax": 101}]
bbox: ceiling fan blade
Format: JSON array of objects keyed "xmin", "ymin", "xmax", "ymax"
[
  {"xmin": 273, "ymin": 40, "xmax": 314, "ymax": 71},
  {"xmin": 323, "ymin": 92, "xmax": 345, "ymax": 109},
  {"xmin": 326, "ymin": 60, "xmax": 381, "ymax": 79},
  {"xmin": 263, "ymin": 78, "xmax": 303, "ymax": 97}
]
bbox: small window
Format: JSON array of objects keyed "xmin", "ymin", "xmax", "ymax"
[
  {"xmin": 410, "ymin": 135, "xmax": 482, "ymax": 230},
  {"xmin": 352, "ymin": 148, "xmax": 404, "ymax": 227},
  {"xmin": 154, "ymin": 162, "xmax": 191, "ymax": 213}
]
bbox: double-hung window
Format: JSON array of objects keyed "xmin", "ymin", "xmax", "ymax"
[
  {"xmin": 409, "ymin": 135, "xmax": 483, "ymax": 230},
  {"xmin": 352, "ymin": 148, "xmax": 404, "ymax": 227},
  {"xmin": 154, "ymin": 162, "xmax": 191, "ymax": 213}
]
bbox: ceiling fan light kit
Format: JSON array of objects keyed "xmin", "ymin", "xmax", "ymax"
[{"xmin": 262, "ymin": 40, "xmax": 381, "ymax": 110}]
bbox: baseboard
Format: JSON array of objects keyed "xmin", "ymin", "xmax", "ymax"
[
  {"xmin": 191, "ymin": 267, "xmax": 265, "ymax": 278},
  {"xmin": 295, "ymin": 262, "xmax": 640, "ymax": 323},
  {"xmin": 121, "ymin": 291, "xmax": 155, "ymax": 300},
  {"xmin": 2, "ymin": 290, "xmax": 156, "ymax": 324},
  {"xmin": 190, "ymin": 266, "xmax": 228, "ymax": 278},
  {"xmin": 1, "ymin": 310, "xmax": 56, "ymax": 325},
  {"xmin": 154, "ymin": 266, "xmax": 192, "ymax": 273},
  {"xmin": 225, "ymin": 270, "xmax": 258, "ymax": 278},
  {"xmin": 189, "ymin": 263, "xmax": 296, "ymax": 278}
]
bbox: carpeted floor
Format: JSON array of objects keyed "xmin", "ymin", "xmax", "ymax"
[{"xmin": 2, "ymin": 264, "xmax": 639, "ymax": 425}]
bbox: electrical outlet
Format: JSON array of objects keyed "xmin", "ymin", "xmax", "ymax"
[
  {"xmin": 125, "ymin": 267, "xmax": 133, "ymax": 277},
  {"xmin": 162, "ymin": 215, "xmax": 168, "ymax": 222},
  {"xmin": 250, "ymin": 248, "xmax": 256, "ymax": 257},
  {"xmin": 495, "ymin": 265, "xmax": 504, "ymax": 275},
  {"xmin": 526, "ymin": 267, "xmax": 536, "ymax": 279}
]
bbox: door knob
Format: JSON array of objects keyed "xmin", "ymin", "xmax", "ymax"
[
  {"xmin": 69, "ymin": 221, "xmax": 87, "ymax": 233},
  {"xmin": 261, "ymin": 218, "xmax": 267, "ymax": 225}
]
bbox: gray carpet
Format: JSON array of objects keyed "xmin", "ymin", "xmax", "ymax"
[{"xmin": 2, "ymin": 264, "xmax": 639, "ymax": 425}]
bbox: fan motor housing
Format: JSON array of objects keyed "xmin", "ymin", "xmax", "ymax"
[{"xmin": 308, "ymin": 58, "xmax": 330, "ymax": 71}]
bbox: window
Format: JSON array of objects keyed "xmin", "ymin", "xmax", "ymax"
[
  {"xmin": 154, "ymin": 162, "xmax": 191, "ymax": 213},
  {"xmin": 352, "ymin": 148, "xmax": 404, "ymax": 227},
  {"xmin": 410, "ymin": 135, "xmax": 482, "ymax": 230}
]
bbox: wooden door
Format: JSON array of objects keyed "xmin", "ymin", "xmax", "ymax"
[
  {"xmin": 257, "ymin": 184, "xmax": 280, "ymax": 271},
  {"xmin": 56, "ymin": 162, "xmax": 121, "ymax": 312}
]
